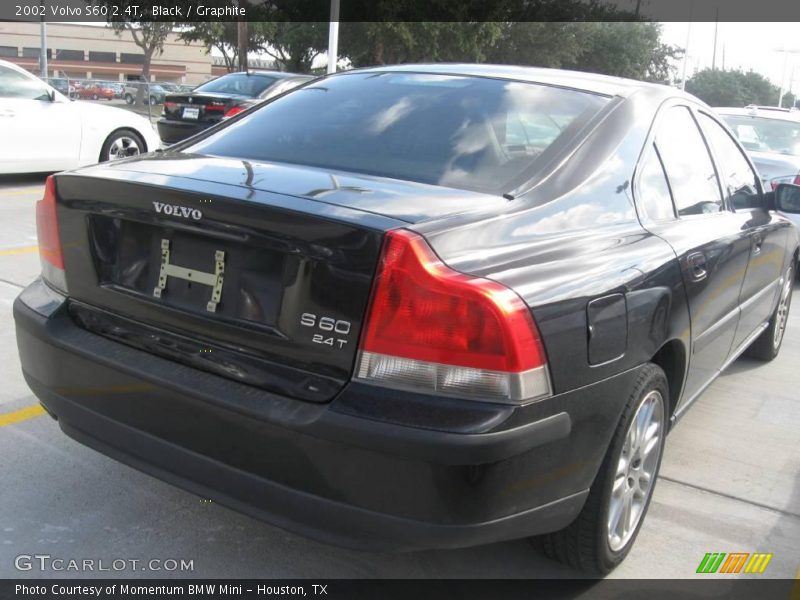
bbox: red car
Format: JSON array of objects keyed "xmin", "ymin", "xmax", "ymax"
[{"xmin": 76, "ymin": 84, "xmax": 114, "ymax": 101}]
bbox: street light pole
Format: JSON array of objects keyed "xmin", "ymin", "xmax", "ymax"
[
  {"xmin": 680, "ymin": 21, "xmax": 692, "ymax": 91},
  {"xmin": 39, "ymin": 19, "xmax": 47, "ymax": 78},
  {"xmin": 779, "ymin": 49, "xmax": 790, "ymax": 107},
  {"xmin": 327, "ymin": 0, "xmax": 340, "ymax": 74}
]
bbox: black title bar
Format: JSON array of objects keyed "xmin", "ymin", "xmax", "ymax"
[{"xmin": 4, "ymin": 0, "xmax": 800, "ymax": 22}]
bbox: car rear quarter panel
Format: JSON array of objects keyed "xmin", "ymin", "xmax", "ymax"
[{"xmin": 416, "ymin": 90, "xmax": 691, "ymax": 401}]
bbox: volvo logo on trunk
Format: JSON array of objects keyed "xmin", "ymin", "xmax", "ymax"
[{"xmin": 153, "ymin": 202, "xmax": 203, "ymax": 220}]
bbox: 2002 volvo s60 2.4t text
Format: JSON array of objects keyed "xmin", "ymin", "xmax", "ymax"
[{"xmin": 14, "ymin": 65, "xmax": 799, "ymax": 574}]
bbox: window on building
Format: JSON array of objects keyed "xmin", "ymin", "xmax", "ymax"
[
  {"xmin": 89, "ymin": 51, "xmax": 116, "ymax": 63},
  {"xmin": 55, "ymin": 49, "xmax": 84, "ymax": 61},
  {"xmin": 0, "ymin": 46, "xmax": 17, "ymax": 58},
  {"xmin": 120, "ymin": 53, "xmax": 144, "ymax": 65}
]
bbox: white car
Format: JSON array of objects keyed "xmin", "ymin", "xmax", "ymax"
[{"xmin": 0, "ymin": 59, "xmax": 160, "ymax": 174}]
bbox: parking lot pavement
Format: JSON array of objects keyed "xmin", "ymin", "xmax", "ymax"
[{"xmin": 0, "ymin": 175, "xmax": 798, "ymax": 579}]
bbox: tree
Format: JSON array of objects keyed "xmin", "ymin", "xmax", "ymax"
[
  {"xmin": 687, "ymin": 69, "xmax": 795, "ymax": 107},
  {"xmin": 564, "ymin": 22, "xmax": 682, "ymax": 82},
  {"xmin": 112, "ymin": 22, "xmax": 174, "ymax": 106},
  {"xmin": 178, "ymin": 23, "xmax": 241, "ymax": 73},
  {"xmin": 340, "ymin": 22, "xmax": 503, "ymax": 68},
  {"xmin": 252, "ymin": 22, "xmax": 328, "ymax": 73}
]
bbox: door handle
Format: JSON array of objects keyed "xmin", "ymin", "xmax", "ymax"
[{"xmin": 687, "ymin": 252, "xmax": 707, "ymax": 282}]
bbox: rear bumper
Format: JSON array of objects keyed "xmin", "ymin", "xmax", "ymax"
[
  {"xmin": 14, "ymin": 279, "xmax": 638, "ymax": 550},
  {"xmin": 156, "ymin": 118, "xmax": 211, "ymax": 144}
]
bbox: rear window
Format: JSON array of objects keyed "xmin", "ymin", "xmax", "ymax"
[
  {"xmin": 722, "ymin": 115, "xmax": 800, "ymax": 156},
  {"xmin": 193, "ymin": 73, "xmax": 278, "ymax": 97},
  {"xmin": 185, "ymin": 72, "xmax": 609, "ymax": 194}
]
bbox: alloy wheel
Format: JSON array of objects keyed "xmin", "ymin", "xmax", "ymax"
[
  {"xmin": 107, "ymin": 136, "xmax": 141, "ymax": 160},
  {"xmin": 773, "ymin": 266, "xmax": 794, "ymax": 349},
  {"xmin": 607, "ymin": 389, "xmax": 664, "ymax": 552}
]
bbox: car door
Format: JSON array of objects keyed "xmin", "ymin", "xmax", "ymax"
[
  {"xmin": 636, "ymin": 104, "xmax": 751, "ymax": 408},
  {"xmin": 0, "ymin": 64, "xmax": 82, "ymax": 173},
  {"xmin": 696, "ymin": 111, "xmax": 790, "ymax": 350}
]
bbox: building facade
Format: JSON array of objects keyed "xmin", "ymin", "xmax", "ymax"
[{"xmin": 0, "ymin": 22, "xmax": 213, "ymax": 84}]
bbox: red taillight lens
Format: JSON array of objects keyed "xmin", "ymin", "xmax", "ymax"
[
  {"xmin": 355, "ymin": 229, "xmax": 551, "ymax": 404},
  {"xmin": 36, "ymin": 176, "xmax": 63, "ymax": 269},
  {"xmin": 35, "ymin": 176, "xmax": 67, "ymax": 293},
  {"xmin": 164, "ymin": 101, "xmax": 177, "ymax": 110},
  {"xmin": 223, "ymin": 106, "xmax": 246, "ymax": 119}
]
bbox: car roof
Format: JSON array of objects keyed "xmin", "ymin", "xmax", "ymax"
[
  {"xmin": 715, "ymin": 106, "xmax": 800, "ymax": 121},
  {"xmin": 341, "ymin": 63, "xmax": 686, "ymax": 100}
]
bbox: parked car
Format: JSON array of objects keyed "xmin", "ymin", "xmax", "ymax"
[
  {"xmin": 123, "ymin": 82, "xmax": 168, "ymax": 105},
  {"xmin": 0, "ymin": 59, "xmax": 159, "ymax": 173},
  {"xmin": 45, "ymin": 77, "xmax": 74, "ymax": 98},
  {"xmin": 76, "ymin": 82, "xmax": 115, "ymax": 101},
  {"xmin": 14, "ymin": 65, "xmax": 798, "ymax": 574},
  {"xmin": 157, "ymin": 70, "xmax": 313, "ymax": 143},
  {"xmin": 717, "ymin": 105, "xmax": 800, "ymax": 266},
  {"xmin": 100, "ymin": 81, "xmax": 124, "ymax": 99}
]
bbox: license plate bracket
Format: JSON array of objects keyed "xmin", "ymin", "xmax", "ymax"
[{"xmin": 153, "ymin": 239, "xmax": 226, "ymax": 313}]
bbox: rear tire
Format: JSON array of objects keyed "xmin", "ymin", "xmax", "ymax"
[
  {"xmin": 532, "ymin": 363, "xmax": 668, "ymax": 574},
  {"xmin": 124, "ymin": 93, "xmax": 134, "ymax": 105},
  {"xmin": 100, "ymin": 129, "xmax": 145, "ymax": 162},
  {"xmin": 744, "ymin": 263, "xmax": 794, "ymax": 361}
]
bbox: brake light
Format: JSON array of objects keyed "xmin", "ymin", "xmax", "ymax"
[
  {"xmin": 35, "ymin": 176, "xmax": 67, "ymax": 293},
  {"xmin": 355, "ymin": 229, "xmax": 551, "ymax": 404},
  {"xmin": 223, "ymin": 106, "xmax": 246, "ymax": 119},
  {"xmin": 164, "ymin": 101, "xmax": 177, "ymax": 110}
]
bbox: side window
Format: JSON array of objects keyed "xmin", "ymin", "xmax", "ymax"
[
  {"xmin": 0, "ymin": 66, "xmax": 50, "ymax": 100},
  {"xmin": 656, "ymin": 106, "xmax": 724, "ymax": 217},
  {"xmin": 697, "ymin": 113, "xmax": 761, "ymax": 210},
  {"xmin": 637, "ymin": 144, "xmax": 676, "ymax": 221}
]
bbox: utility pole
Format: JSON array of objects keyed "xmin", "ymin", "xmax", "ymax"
[
  {"xmin": 711, "ymin": 10, "xmax": 719, "ymax": 70},
  {"xmin": 779, "ymin": 49, "xmax": 790, "ymax": 107},
  {"xmin": 680, "ymin": 21, "xmax": 692, "ymax": 90},
  {"xmin": 237, "ymin": 20, "xmax": 248, "ymax": 72},
  {"xmin": 39, "ymin": 19, "xmax": 47, "ymax": 78},
  {"xmin": 327, "ymin": 0, "xmax": 340, "ymax": 74}
]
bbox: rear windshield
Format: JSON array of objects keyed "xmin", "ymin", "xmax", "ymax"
[
  {"xmin": 185, "ymin": 72, "xmax": 609, "ymax": 194},
  {"xmin": 723, "ymin": 115, "xmax": 800, "ymax": 156},
  {"xmin": 194, "ymin": 73, "xmax": 278, "ymax": 97}
]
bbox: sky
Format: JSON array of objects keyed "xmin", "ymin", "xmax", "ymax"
[{"xmin": 660, "ymin": 22, "xmax": 800, "ymax": 92}]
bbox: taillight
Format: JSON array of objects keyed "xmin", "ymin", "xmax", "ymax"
[
  {"xmin": 355, "ymin": 229, "xmax": 551, "ymax": 404},
  {"xmin": 164, "ymin": 101, "xmax": 177, "ymax": 110},
  {"xmin": 35, "ymin": 175, "xmax": 67, "ymax": 293},
  {"xmin": 223, "ymin": 106, "xmax": 246, "ymax": 119}
]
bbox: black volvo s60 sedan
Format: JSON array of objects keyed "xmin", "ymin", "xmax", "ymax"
[{"xmin": 15, "ymin": 64, "xmax": 799, "ymax": 574}]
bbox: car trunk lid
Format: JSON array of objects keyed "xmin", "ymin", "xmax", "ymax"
[{"xmin": 54, "ymin": 164, "xmax": 404, "ymax": 403}]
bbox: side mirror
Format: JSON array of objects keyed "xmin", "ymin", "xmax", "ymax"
[{"xmin": 774, "ymin": 183, "xmax": 800, "ymax": 214}]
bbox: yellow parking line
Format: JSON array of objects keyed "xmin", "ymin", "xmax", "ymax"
[
  {"xmin": 0, "ymin": 188, "xmax": 43, "ymax": 196},
  {"xmin": 0, "ymin": 404, "xmax": 46, "ymax": 427},
  {"xmin": 0, "ymin": 245, "xmax": 38, "ymax": 257}
]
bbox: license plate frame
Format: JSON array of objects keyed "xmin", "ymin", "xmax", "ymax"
[
  {"xmin": 153, "ymin": 239, "xmax": 226, "ymax": 313},
  {"xmin": 182, "ymin": 106, "xmax": 200, "ymax": 120}
]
